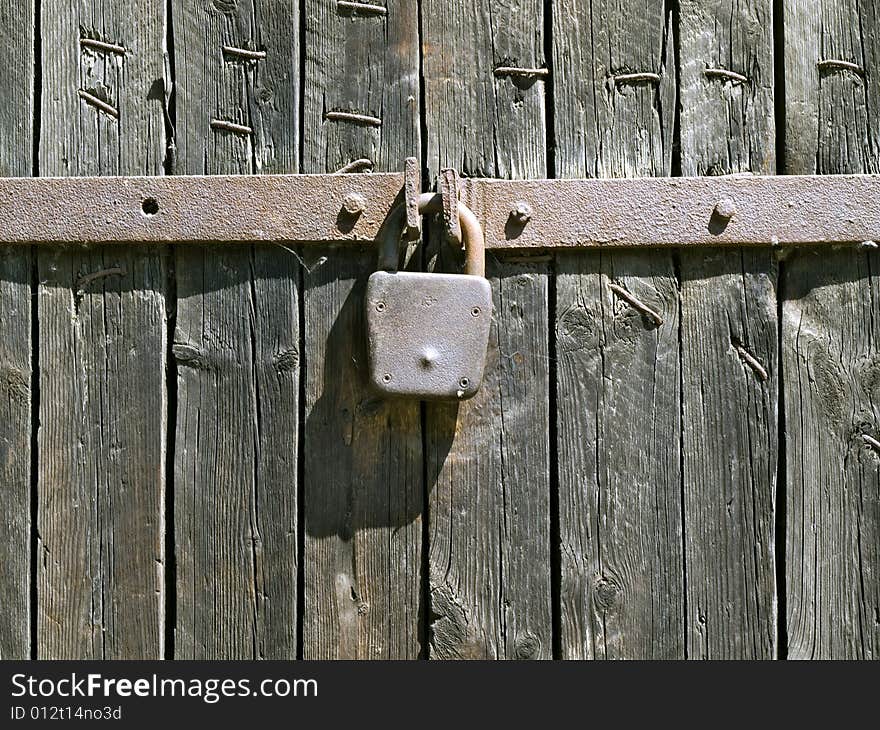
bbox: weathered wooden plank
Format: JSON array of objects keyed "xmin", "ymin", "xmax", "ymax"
[
  {"xmin": 783, "ymin": 0, "xmax": 880, "ymax": 659},
  {"xmin": 679, "ymin": 248, "xmax": 779, "ymax": 659},
  {"xmin": 426, "ymin": 259, "xmax": 551, "ymax": 660},
  {"xmin": 301, "ymin": 247, "xmax": 423, "ymax": 659},
  {"xmin": 422, "ymin": 1, "xmax": 551, "ymax": 660},
  {"xmin": 556, "ymin": 252, "xmax": 681, "ymax": 659},
  {"xmin": 36, "ymin": 0, "xmax": 166, "ymax": 659},
  {"xmin": 554, "ymin": 2, "xmax": 675, "ymax": 180},
  {"xmin": 0, "ymin": 0, "xmax": 34, "ymax": 661},
  {"xmin": 0, "ymin": 245, "xmax": 31, "ymax": 661},
  {"xmin": 302, "ymin": 0, "xmax": 422, "ymax": 660},
  {"xmin": 422, "ymin": 1, "xmax": 546, "ymax": 178},
  {"xmin": 554, "ymin": 1, "xmax": 683, "ymax": 659},
  {"xmin": 172, "ymin": 0, "xmax": 299, "ymax": 659},
  {"xmin": 422, "ymin": 2, "xmax": 552, "ymax": 662},
  {"xmin": 0, "ymin": 3, "xmax": 33, "ymax": 181},
  {"xmin": 678, "ymin": 0, "xmax": 778, "ymax": 658},
  {"xmin": 680, "ymin": 1, "xmax": 776, "ymax": 177}
]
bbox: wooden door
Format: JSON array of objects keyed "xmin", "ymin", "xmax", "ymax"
[{"xmin": 0, "ymin": 0, "xmax": 877, "ymax": 660}]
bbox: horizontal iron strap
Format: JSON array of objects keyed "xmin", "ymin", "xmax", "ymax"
[
  {"xmin": 0, "ymin": 174, "xmax": 405, "ymax": 245},
  {"xmin": 0, "ymin": 172, "xmax": 878, "ymax": 248}
]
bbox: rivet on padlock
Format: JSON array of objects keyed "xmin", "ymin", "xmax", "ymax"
[{"xmin": 365, "ymin": 192, "xmax": 492, "ymax": 401}]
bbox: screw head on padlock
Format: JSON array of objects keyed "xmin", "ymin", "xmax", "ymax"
[{"xmin": 365, "ymin": 192, "xmax": 492, "ymax": 401}]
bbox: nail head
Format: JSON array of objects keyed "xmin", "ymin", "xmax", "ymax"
[
  {"xmin": 343, "ymin": 193, "xmax": 367, "ymax": 216},
  {"xmin": 714, "ymin": 198, "xmax": 737, "ymax": 220},
  {"xmin": 512, "ymin": 201, "xmax": 532, "ymax": 224}
]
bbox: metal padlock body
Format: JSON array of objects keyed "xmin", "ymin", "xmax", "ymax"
[
  {"xmin": 366, "ymin": 271, "xmax": 492, "ymax": 400},
  {"xmin": 366, "ymin": 192, "xmax": 492, "ymax": 401}
]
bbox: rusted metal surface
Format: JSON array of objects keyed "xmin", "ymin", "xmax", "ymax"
[
  {"xmin": 365, "ymin": 272, "xmax": 492, "ymax": 400},
  {"xmin": 3, "ymin": 172, "xmax": 880, "ymax": 249},
  {"xmin": 0, "ymin": 173, "xmax": 404, "ymax": 245},
  {"xmin": 440, "ymin": 167, "xmax": 461, "ymax": 245},
  {"xmin": 403, "ymin": 157, "xmax": 421, "ymax": 241},
  {"xmin": 368, "ymin": 193, "xmax": 491, "ymax": 401},
  {"xmin": 378, "ymin": 193, "xmax": 486, "ymax": 276},
  {"xmin": 461, "ymin": 173, "xmax": 880, "ymax": 249}
]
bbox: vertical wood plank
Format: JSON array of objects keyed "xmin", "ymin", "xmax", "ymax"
[
  {"xmin": 678, "ymin": 0, "xmax": 779, "ymax": 659},
  {"xmin": 172, "ymin": 0, "xmax": 299, "ymax": 659},
  {"xmin": 37, "ymin": 0, "xmax": 167, "ymax": 659},
  {"xmin": 302, "ymin": 0, "xmax": 422, "ymax": 660},
  {"xmin": 0, "ymin": 1, "xmax": 34, "ymax": 660},
  {"xmin": 422, "ymin": 0, "xmax": 552, "ymax": 659},
  {"xmin": 554, "ymin": 1, "xmax": 683, "ymax": 659},
  {"xmin": 783, "ymin": 0, "xmax": 880, "ymax": 659},
  {"xmin": 422, "ymin": 1, "xmax": 547, "ymax": 178}
]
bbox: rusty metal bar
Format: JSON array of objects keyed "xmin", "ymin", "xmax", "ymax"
[
  {"xmin": 0, "ymin": 174, "xmax": 404, "ymax": 245},
  {"xmin": 460, "ymin": 174, "xmax": 880, "ymax": 250},
  {"xmin": 1, "ymin": 172, "xmax": 879, "ymax": 249}
]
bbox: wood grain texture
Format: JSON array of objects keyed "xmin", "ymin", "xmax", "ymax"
[
  {"xmin": 36, "ymin": 0, "xmax": 167, "ymax": 659},
  {"xmin": 172, "ymin": 0, "xmax": 299, "ymax": 659},
  {"xmin": 302, "ymin": 248, "xmax": 423, "ymax": 659},
  {"xmin": 556, "ymin": 252, "xmax": 682, "ymax": 659},
  {"xmin": 0, "ymin": 1, "xmax": 34, "ymax": 661},
  {"xmin": 303, "ymin": 0, "xmax": 419, "ymax": 174},
  {"xmin": 783, "ymin": 0, "xmax": 880, "ymax": 659},
  {"xmin": 302, "ymin": 1, "xmax": 422, "ymax": 659},
  {"xmin": 426, "ymin": 258, "xmax": 551, "ymax": 660},
  {"xmin": 679, "ymin": 249, "xmax": 778, "ymax": 658},
  {"xmin": 0, "ymin": 3, "xmax": 34, "ymax": 178},
  {"xmin": 422, "ymin": 1, "xmax": 552, "ymax": 659},
  {"xmin": 553, "ymin": 0, "xmax": 676, "ymax": 179},
  {"xmin": 680, "ymin": 0, "xmax": 775, "ymax": 177},
  {"xmin": 554, "ymin": 1, "xmax": 683, "ymax": 659},
  {"xmin": 422, "ymin": 0, "xmax": 546, "ymax": 178},
  {"xmin": 679, "ymin": 0, "xmax": 778, "ymax": 659}
]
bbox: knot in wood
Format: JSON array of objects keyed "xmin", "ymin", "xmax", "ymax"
[
  {"xmin": 273, "ymin": 349, "xmax": 299, "ymax": 373},
  {"xmin": 172, "ymin": 342, "xmax": 210, "ymax": 371},
  {"xmin": 514, "ymin": 633, "xmax": 541, "ymax": 660},
  {"xmin": 0, "ymin": 365, "xmax": 30, "ymax": 406},
  {"xmin": 594, "ymin": 575, "xmax": 621, "ymax": 610},
  {"xmin": 557, "ymin": 306, "xmax": 599, "ymax": 352}
]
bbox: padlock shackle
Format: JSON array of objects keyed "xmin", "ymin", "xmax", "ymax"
[{"xmin": 378, "ymin": 193, "xmax": 486, "ymax": 278}]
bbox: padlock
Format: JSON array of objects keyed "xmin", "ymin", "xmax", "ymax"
[{"xmin": 365, "ymin": 192, "xmax": 492, "ymax": 400}]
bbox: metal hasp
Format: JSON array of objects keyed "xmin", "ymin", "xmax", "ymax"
[{"xmin": 365, "ymin": 192, "xmax": 492, "ymax": 401}]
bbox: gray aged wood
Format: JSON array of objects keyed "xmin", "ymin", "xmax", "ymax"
[
  {"xmin": 680, "ymin": 0, "xmax": 776, "ymax": 177},
  {"xmin": 422, "ymin": 0, "xmax": 546, "ymax": 178},
  {"xmin": 678, "ymin": 0, "xmax": 778, "ymax": 659},
  {"xmin": 680, "ymin": 249, "xmax": 778, "ymax": 659},
  {"xmin": 554, "ymin": 1, "xmax": 675, "ymax": 179},
  {"xmin": 37, "ymin": 0, "xmax": 167, "ymax": 659},
  {"xmin": 8, "ymin": 0, "xmax": 880, "ymax": 664},
  {"xmin": 0, "ymin": 1, "xmax": 33, "ymax": 659},
  {"xmin": 783, "ymin": 0, "xmax": 880, "ymax": 659},
  {"xmin": 173, "ymin": 0, "xmax": 299, "ymax": 659},
  {"xmin": 423, "ymin": 0, "xmax": 552, "ymax": 659},
  {"xmin": 302, "ymin": 1, "xmax": 423, "ymax": 659},
  {"xmin": 556, "ymin": 252, "xmax": 681, "ymax": 659},
  {"xmin": 554, "ymin": 1, "xmax": 683, "ymax": 659},
  {"xmin": 0, "ymin": 243, "xmax": 30, "ymax": 661}
]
